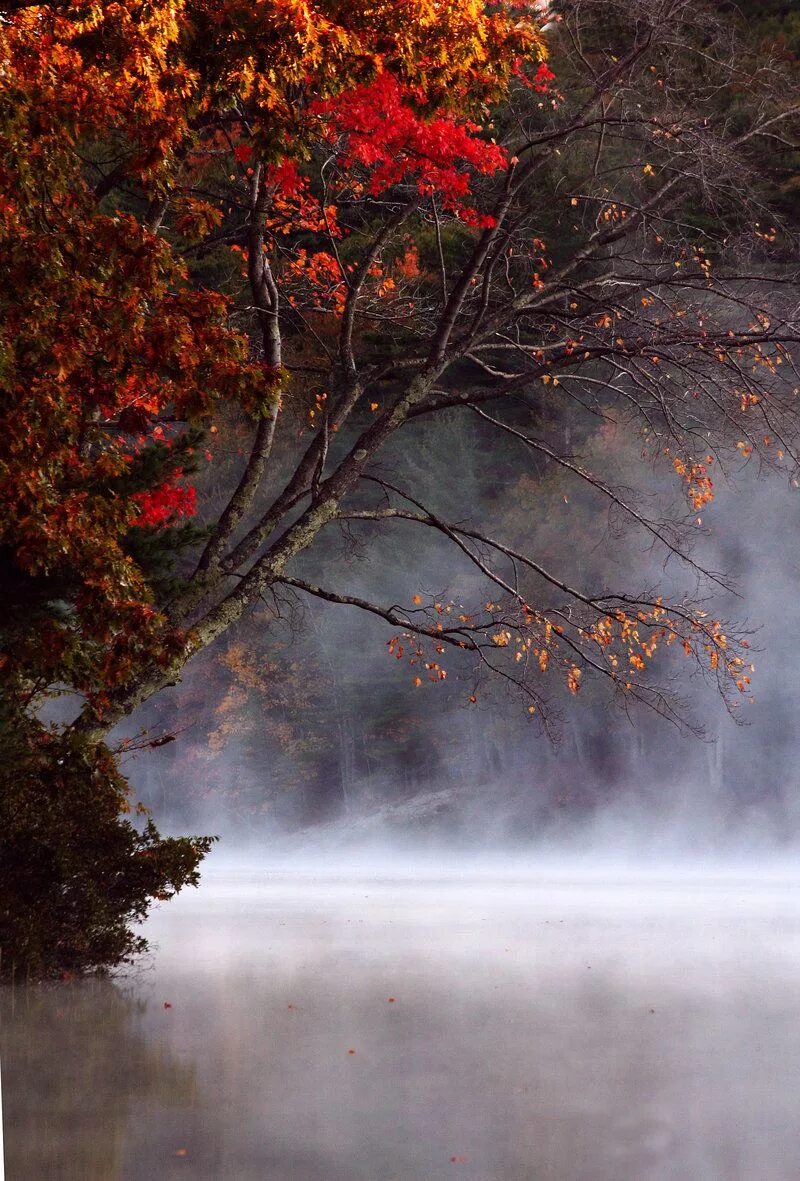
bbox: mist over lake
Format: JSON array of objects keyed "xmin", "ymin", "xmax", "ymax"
[
  {"xmin": 3, "ymin": 0, "xmax": 800, "ymax": 1176},
  {"xmin": 6, "ymin": 859, "xmax": 800, "ymax": 1180}
]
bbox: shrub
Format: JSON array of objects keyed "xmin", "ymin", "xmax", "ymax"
[{"xmin": 0, "ymin": 709, "xmax": 214, "ymax": 980}]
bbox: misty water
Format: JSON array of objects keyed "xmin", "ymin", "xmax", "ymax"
[{"xmin": 5, "ymin": 855, "xmax": 800, "ymax": 1180}]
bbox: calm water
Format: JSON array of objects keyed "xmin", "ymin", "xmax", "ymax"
[{"xmin": 4, "ymin": 863, "xmax": 800, "ymax": 1179}]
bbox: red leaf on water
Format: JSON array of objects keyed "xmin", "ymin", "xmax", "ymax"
[{"xmin": 163, "ymin": 1002, "xmax": 172, "ymax": 1009}]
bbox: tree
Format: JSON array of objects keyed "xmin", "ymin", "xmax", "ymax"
[
  {"xmin": 0, "ymin": 0, "xmax": 543, "ymax": 975},
  {"xmin": 0, "ymin": 697, "xmax": 215, "ymax": 979},
  {"xmin": 2, "ymin": 0, "xmax": 799, "ymax": 971},
  {"xmin": 1, "ymin": 0, "xmax": 535, "ymax": 711},
  {"xmin": 73, "ymin": 0, "xmax": 799, "ymax": 729}
]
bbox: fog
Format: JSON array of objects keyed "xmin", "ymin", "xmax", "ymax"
[
  {"xmin": 122, "ymin": 421, "xmax": 800, "ymax": 861},
  {"xmin": 6, "ymin": 862, "xmax": 800, "ymax": 1179},
  {"xmin": 10, "ymin": 371, "xmax": 800, "ymax": 1179}
]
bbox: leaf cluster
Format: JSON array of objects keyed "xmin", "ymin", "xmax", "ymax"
[{"xmin": 0, "ymin": 703, "xmax": 214, "ymax": 981}]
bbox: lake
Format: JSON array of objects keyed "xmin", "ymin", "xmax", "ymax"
[{"xmin": 4, "ymin": 860, "xmax": 800, "ymax": 1179}]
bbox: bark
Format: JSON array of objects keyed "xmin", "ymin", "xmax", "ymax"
[{"xmin": 75, "ymin": 374, "xmax": 436, "ymax": 741}]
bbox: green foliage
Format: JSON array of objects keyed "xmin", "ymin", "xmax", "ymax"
[
  {"xmin": 124, "ymin": 518, "xmax": 210, "ymax": 596},
  {"xmin": 112, "ymin": 428, "xmax": 204, "ymax": 497},
  {"xmin": 117, "ymin": 427, "xmax": 212, "ymax": 596},
  {"xmin": 725, "ymin": 1, "xmax": 800, "ymax": 54},
  {"xmin": 715, "ymin": 0, "xmax": 800, "ymax": 227},
  {"xmin": 0, "ymin": 705, "xmax": 215, "ymax": 981}
]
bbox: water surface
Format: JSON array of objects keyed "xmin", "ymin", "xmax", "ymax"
[{"xmin": 4, "ymin": 863, "xmax": 800, "ymax": 1179}]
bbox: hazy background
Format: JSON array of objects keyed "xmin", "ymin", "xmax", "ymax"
[{"xmin": 117, "ymin": 404, "xmax": 800, "ymax": 862}]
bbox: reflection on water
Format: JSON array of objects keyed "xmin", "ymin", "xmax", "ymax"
[
  {"xmin": 0, "ymin": 978, "xmax": 196, "ymax": 1180},
  {"xmin": 4, "ymin": 867, "xmax": 800, "ymax": 1180}
]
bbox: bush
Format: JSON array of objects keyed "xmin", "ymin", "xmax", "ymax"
[{"xmin": 0, "ymin": 710, "xmax": 214, "ymax": 980}]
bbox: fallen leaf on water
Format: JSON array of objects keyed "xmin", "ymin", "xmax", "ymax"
[
  {"xmin": 174, "ymin": 1148, "xmax": 188, "ymax": 1157},
  {"xmin": 348, "ymin": 1049, "xmax": 356, "ymax": 1055},
  {"xmin": 163, "ymin": 1002, "xmax": 172, "ymax": 1009},
  {"xmin": 388, "ymin": 997, "xmax": 396, "ymax": 1003}
]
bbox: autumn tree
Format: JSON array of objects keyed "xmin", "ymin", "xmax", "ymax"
[
  {"xmin": 70, "ymin": 0, "xmax": 799, "ymax": 730},
  {"xmin": 2, "ymin": 0, "xmax": 799, "ymax": 971},
  {"xmin": 0, "ymin": 0, "xmax": 542, "ymax": 975}
]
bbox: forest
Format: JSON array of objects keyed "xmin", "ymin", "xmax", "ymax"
[{"xmin": 1, "ymin": 0, "xmax": 799, "ymax": 978}]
